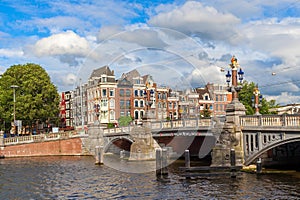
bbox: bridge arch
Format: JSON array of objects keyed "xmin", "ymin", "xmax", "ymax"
[
  {"xmin": 244, "ymin": 136, "xmax": 300, "ymax": 166},
  {"xmin": 104, "ymin": 136, "xmax": 134, "ymax": 154}
]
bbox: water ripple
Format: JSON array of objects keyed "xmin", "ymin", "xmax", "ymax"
[{"xmin": 0, "ymin": 156, "xmax": 299, "ymax": 199}]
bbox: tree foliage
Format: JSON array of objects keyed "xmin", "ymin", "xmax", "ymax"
[
  {"xmin": 238, "ymin": 81, "xmax": 279, "ymax": 115},
  {"xmin": 118, "ymin": 116, "xmax": 133, "ymax": 127},
  {"xmin": 0, "ymin": 63, "xmax": 60, "ymax": 130}
]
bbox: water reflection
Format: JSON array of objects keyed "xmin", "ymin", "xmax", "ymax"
[{"xmin": 0, "ymin": 156, "xmax": 299, "ymax": 199}]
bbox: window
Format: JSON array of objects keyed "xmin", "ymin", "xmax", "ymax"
[
  {"xmin": 102, "ymin": 76, "xmax": 107, "ymax": 83},
  {"xmin": 126, "ymin": 100, "xmax": 130, "ymax": 108},
  {"xmin": 126, "ymin": 89, "xmax": 131, "ymax": 97},
  {"xmin": 134, "ymin": 90, "xmax": 138, "ymax": 97},
  {"xmin": 102, "ymin": 89, "xmax": 107, "ymax": 97},
  {"xmin": 158, "ymin": 93, "xmax": 161, "ymax": 99},
  {"xmin": 135, "ymin": 111, "xmax": 139, "ymax": 119},
  {"xmin": 110, "ymin": 110, "xmax": 115, "ymax": 120},
  {"xmin": 110, "ymin": 99, "xmax": 115, "ymax": 108},
  {"xmin": 135, "ymin": 100, "xmax": 139, "ymax": 107},
  {"xmin": 120, "ymin": 100, "xmax": 125, "ymax": 109},
  {"xmin": 140, "ymin": 100, "xmax": 144, "ymax": 107},
  {"xmin": 110, "ymin": 89, "xmax": 114, "ymax": 97},
  {"xmin": 140, "ymin": 111, "xmax": 144, "ymax": 119},
  {"xmin": 140, "ymin": 90, "xmax": 144, "ymax": 97},
  {"xmin": 158, "ymin": 102, "xmax": 161, "ymax": 108},
  {"xmin": 204, "ymin": 95, "xmax": 209, "ymax": 100},
  {"xmin": 101, "ymin": 99, "xmax": 108, "ymax": 107},
  {"xmin": 120, "ymin": 89, "xmax": 124, "ymax": 97}
]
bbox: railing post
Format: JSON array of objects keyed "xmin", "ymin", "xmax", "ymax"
[
  {"xmin": 161, "ymin": 148, "xmax": 168, "ymax": 178},
  {"xmin": 230, "ymin": 149, "xmax": 236, "ymax": 178},
  {"xmin": 256, "ymin": 158, "xmax": 262, "ymax": 174},
  {"xmin": 258, "ymin": 115, "xmax": 262, "ymax": 126},
  {"xmin": 257, "ymin": 132, "xmax": 262, "ymax": 150},
  {"xmin": 95, "ymin": 146, "xmax": 104, "ymax": 165},
  {"xmin": 185, "ymin": 149, "xmax": 190, "ymax": 168}
]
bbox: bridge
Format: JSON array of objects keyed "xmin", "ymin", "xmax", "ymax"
[
  {"xmin": 1, "ymin": 115, "xmax": 300, "ymax": 166},
  {"xmin": 86, "ymin": 114, "xmax": 300, "ymax": 166}
]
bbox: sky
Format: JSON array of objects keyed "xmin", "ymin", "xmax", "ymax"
[{"xmin": 1, "ymin": 0, "xmax": 300, "ymax": 105}]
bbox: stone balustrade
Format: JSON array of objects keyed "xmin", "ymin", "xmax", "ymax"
[
  {"xmin": 103, "ymin": 118, "xmax": 212, "ymax": 137},
  {"xmin": 2, "ymin": 131, "xmax": 79, "ymax": 146},
  {"xmin": 240, "ymin": 114, "xmax": 300, "ymax": 127}
]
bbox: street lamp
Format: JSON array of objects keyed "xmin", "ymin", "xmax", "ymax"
[
  {"xmin": 143, "ymin": 84, "xmax": 154, "ymax": 121},
  {"xmin": 252, "ymin": 86, "xmax": 262, "ymax": 115},
  {"xmin": 225, "ymin": 56, "xmax": 244, "ymax": 100},
  {"xmin": 10, "ymin": 85, "xmax": 19, "ymax": 135}
]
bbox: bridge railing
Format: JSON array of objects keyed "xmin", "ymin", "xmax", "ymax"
[
  {"xmin": 240, "ymin": 114, "xmax": 300, "ymax": 127},
  {"xmin": 103, "ymin": 118, "xmax": 213, "ymax": 136},
  {"xmin": 3, "ymin": 131, "xmax": 79, "ymax": 146}
]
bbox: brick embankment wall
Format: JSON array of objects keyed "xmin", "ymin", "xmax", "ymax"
[{"xmin": 0, "ymin": 138, "xmax": 89, "ymax": 158}]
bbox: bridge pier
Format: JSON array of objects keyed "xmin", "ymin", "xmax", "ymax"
[{"xmin": 211, "ymin": 98, "xmax": 246, "ymax": 167}]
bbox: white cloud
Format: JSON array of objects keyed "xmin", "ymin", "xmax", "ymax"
[
  {"xmin": 266, "ymin": 92, "xmax": 300, "ymax": 105},
  {"xmin": 0, "ymin": 48, "xmax": 24, "ymax": 57},
  {"xmin": 30, "ymin": 31, "xmax": 90, "ymax": 66},
  {"xmin": 148, "ymin": 1, "xmax": 240, "ymax": 41}
]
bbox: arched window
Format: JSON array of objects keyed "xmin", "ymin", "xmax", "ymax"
[
  {"xmin": 110, "ymin": 110, "xmax": 115, "ymax": 120},
  {"xmin": 140, "ymin": 100, "xmax": 144, "ymax": 107},
  {"xmin": 134, "ymin": 110, "xmax": 139, "ymax": 119},
  {"xmin": 135, "ymin": 100, "xmax": 139, "ymax": 107}
]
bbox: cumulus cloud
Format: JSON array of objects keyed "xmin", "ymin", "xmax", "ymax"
[
  {"xmin": 30, "ymin": 31, "xmax": 90, "ymax": 66},
  {"xmin": 148, "ymin": 1, "xmax": 240, "ymax": 41},
  {"xmin": 242, "ymin": 18, "xmax": 300, "ymax": 65},
  {"xmin": 97, "ymin": 26, "xmax": 168, "ymax": 48},
  {"xmin": 266, "ymin": 92, "xmax": 300, "ymax": 105},
  {"xmin": 0, "ymin": 48, "xmax": 24, "ymax": 57}
]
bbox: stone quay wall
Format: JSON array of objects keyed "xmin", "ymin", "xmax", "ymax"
[{"xmin": 0, "ymin": 137, "xmax": 90, "ymax": 158}]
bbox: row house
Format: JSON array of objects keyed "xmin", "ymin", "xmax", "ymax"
[
  {"xmin": 207, "ymin": 83, "xmax": 232, "ymax": 116},
  {"xmin": 72, "ymin": 83, "xmax": 88, "ymax": 131},
  {"xmin": 68, "ymin": 66, "xmax": 232, "ymax": 129},
  {"xmin": 167, "ymin": 90, "xmax": 179, "ymax": 120},
  {"xmin": 156, "ymin": 87, "xmax": 169, "ymax": 120},
  {"xmin": 86, "ymin": 66, "xmax": 117, "ymax": 125},
  {"xmin": 196, "ymin": 86, "xmax": 213, "ymax": 117},
  {"xmin": 59, "ymin": 91, "xmax": 74, "ymax": 129}
]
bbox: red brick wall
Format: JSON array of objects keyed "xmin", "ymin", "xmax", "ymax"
[{"xmin": 0, "ymin": 138, "xmax": 84, "ymax": 158}]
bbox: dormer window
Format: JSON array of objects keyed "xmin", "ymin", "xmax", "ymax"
[{"xmin": 204, "ymin": 94, "xmax": 209, "ymax": 100}]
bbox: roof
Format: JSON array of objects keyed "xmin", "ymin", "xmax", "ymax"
[
  {"xmin": 121, "ymin": 69, "xmax": 141, "ymax": 84},
  {"xmin": 89, "ymin": 66, "xmax": 114, "ymax": 79}
]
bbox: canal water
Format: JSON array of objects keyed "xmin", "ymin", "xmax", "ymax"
[{"xmin": 0, "ymin": 155, "xmax": 300, "ymax": 199}]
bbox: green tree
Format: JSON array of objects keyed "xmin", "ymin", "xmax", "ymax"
[
  {"xmin": 118, "ymin": 116, "xmax": 133, "ymax": 127},
  {"xmin": 238, "ymin": 81, "xmax": 279, "ymax": 115},
  {"xmin": 0, "ymin": 63, "xmax": 60, "ymax": 131}
]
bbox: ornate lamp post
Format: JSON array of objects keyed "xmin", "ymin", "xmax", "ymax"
[
  {"xmin": 252, "ymin": 86, "xmax": 262, "ymax": 115},
  {"xmin": 211, "ymin": 56, "xmax": 246, "ymax": 167},
  {"xmin": 143, "ymin": 85, "xmax": 154, "ymax": 121},
  {"xmin": 225, "ymin": 55, "xmax": 244, "ymax": 100}
]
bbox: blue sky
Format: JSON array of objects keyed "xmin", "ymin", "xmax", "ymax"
[{"xmin": 1, "ymin": 0, "xmax": 300, "ymax": 105}]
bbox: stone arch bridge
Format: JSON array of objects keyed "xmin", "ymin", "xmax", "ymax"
[{"xmin": 2, "ymin": 115, "xmax": 300, "ymax": 166}]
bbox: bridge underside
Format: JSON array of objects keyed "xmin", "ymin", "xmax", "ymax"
[
  {"xmin": 261, "ymin": 141, "xmax": 300, "ymax": 169},
  {"xmin": 105, "ymin": 138, "xmax": 132, "ymax": 154},
  {"xmin": 105, "ymin": 135, "xmax": 216, "ymax": 160}
]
